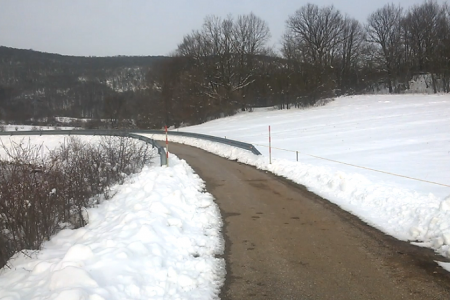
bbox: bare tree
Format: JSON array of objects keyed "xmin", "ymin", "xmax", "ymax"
[
  {"xmin": 366, "ymin": 4, "xmax": 404, "ymax": 93},
  {"xmin": 337, "ymin": 17, "xmax": 366, "ymax": 93},
  {"xmin": 233, "ymin": 13, "xmax": 271, "ymax": 107},
  {"xmin": 283, "ymin": 4, "xmax": 350, "ymax": 100},
  {"xmin": 234, "ymin": 13, "xmax": 271, "ymax": 56},
  {"xmin": 403, "ymin": 0, "xmax": 449, "ymax": 92},
  {"xmin": 440, "ymin": 2, "xmax": 450, "ymax": 92},
  {"xmin": 103, "ymin": 94, "xmax": 127, "ymax": 127},
  {"xmin": 285, "ymin": 4, "xmax": 345, "ymax": 67},
  {"xmin": 175, "ymin": 13, "xmax": 271, "ymax": 117}
]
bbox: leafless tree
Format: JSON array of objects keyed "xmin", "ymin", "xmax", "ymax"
[
  {"xmin": 403, "ymin": 0, "xmax": 449, "ymax": 92},
  {"xmin": 233, "ymin": 13, "xmax": 271, "ymax": 107},
  {"xmin": 235, "ymin": 13, "xmax": 271, "ymax": 56},
  {"xmin": 285, "ymin": 4, "xmax": 345, "ymax": 67},
  {"xmin": 337, "ymin": 17, "xmax": 366, "ymax": 93},
  {"xmin": 440, "ymin": 2, "xmax": 450, "ymax": 92},
  {"xmin": 175, "ymin": 13, "xmax": 271, "ymax": 116},
  {"xmin": 366, "ymin": 4, "xmax": 404, "ymax": 93},
  {"xmin": 283, "ymin": 4, "xmax": 358, "ymax": 99},
  {"xmin": 103, "ymin": 94, "xmax": 127, "ymax": 128}
]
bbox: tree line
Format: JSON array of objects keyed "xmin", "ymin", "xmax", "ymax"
[
  {"xmin": 155, "ymin": 0, "xmax": 450, "ymax": 126},
  {"xmin": 1, "ymin": 0, "xmax": 449, "ymax": 128}
]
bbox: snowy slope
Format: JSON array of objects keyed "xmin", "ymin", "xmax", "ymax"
[
  {"xmin": 143, "ymin": 94, "xmax": 450, "ymax": 265},
  {"xmin": 181, "ymin": 94, "xmax": 450, "ymax": 198},
  {"xmin": 0, "ymin": 136, "xmax": 224, "ymax": 300}
]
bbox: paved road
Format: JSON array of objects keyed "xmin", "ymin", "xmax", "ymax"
[{"xmin": 168, "ymin": 143, "xmax": 450, "ymax": 300}]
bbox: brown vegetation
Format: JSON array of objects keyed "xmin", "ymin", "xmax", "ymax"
[{"xmin": 0, "ymin": 136, "xmax": 154, "ymax": 268}]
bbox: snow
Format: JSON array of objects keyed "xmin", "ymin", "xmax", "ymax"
[
  {"xmin": 142, "ymin": 94, "xmax": 450, "ymax": 260},
  {"xmin": 0, "ymin": 124, "xmax": 73, "ymax": 131},
  {"xmin": 437, "ymin": 262, "xmax": 450, "ymax": 273},
  {"xmin": 54, "ymin": 117, "xmax": 110, "ymax": 124},
  {"xmin": 1, "ymin": 94, "xmax": 450, "ymax": 297},
  {"xmin": 0, "ymin": 135, "xmax": 101, "ymax": 157},
  {"xmin": 0, "ymin": 136, "xmax": 224, "ymax": 300}
]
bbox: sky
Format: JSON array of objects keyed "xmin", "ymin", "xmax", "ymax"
[{"xmin": 0, "ymin": 0, "xmax": 447, "ymax": 57}]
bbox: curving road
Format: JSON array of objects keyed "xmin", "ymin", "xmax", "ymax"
[{"xmin": 168, "ymin": 143, "xmax": 450, "ymax": 300}]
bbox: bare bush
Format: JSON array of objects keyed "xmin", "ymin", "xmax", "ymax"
[{"xmin": 0, "ymin": 136, "xmax": 154, "ymax": 267}]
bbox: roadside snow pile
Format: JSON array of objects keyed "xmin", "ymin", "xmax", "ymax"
[
  {"xmin": 0, "ymin": 142, "xmax": 224, "ymax": 300},
  {"xmin": 142, "ymin": 94, "xmax": 450, "ymax": 259}
]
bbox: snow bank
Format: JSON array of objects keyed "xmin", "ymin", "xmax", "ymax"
[{"xmin": 0, "ymin": 146, "xmax": 225, "ymax": 299}]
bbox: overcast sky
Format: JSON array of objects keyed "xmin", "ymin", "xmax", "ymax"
[{"xmin": 0, "ymin": 0, "xmax": 447, "ymax": 57}]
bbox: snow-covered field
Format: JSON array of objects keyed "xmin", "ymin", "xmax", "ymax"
[
  {"xmin": 0, "ymin": 124, "xmax": 73, "ymax": 131},
  {"xmin": 143, "ymin": 94, "xmax": 450, "ymax": 269},
  {"xmin": 1, "ymin": 94, "xmax": 449, "ymax": 298},
  {"xmin": 0, "ymin": 136, "xmax": 224, "ymax": 300}
]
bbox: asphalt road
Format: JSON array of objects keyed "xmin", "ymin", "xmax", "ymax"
[{"xmin": 168, "ymin": 143, "xmax": 450, "ymax": 300}]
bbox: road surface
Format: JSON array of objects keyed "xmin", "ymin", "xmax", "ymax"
[{"xmin": 168, "ymin": 143, "xmax": 450, "ymax": 300}]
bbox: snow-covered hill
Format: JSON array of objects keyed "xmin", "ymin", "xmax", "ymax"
[{"xmin": 183, "ymin": 94, "xmax": 449, "ymax": 197}]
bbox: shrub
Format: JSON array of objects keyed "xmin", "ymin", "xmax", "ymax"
[{"xmin": 0, "ymin": 136, "xmax": 155, "ymax": 267}]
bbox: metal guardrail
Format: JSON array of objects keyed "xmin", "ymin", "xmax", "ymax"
[
  {"xmin": 0, "ymin": 130, "xmax": 167, "ymax": 166},
  {"xmin": 133, "ymin": 130, "xmax": 262, "ymax": 155},
  {"xmin": 0, "ymin": 129, "xmax": 261, "ymax": 165}
]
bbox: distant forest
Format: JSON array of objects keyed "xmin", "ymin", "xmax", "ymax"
[{"xmin": 0, "ymin": 0, "xmax": 449, "ymax": 128}]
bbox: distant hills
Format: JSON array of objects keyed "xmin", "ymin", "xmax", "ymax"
[{"xmin": 0, "ymin": 46, "xmax": 167, "ymax": 125}]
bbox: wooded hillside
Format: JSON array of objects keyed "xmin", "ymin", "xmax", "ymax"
[{"xmin": 1, "ymin": 1, "xmax": 449, "ymax": 128}]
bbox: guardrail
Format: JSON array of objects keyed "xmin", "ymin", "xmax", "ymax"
[
  {"xmin": 133, "ymin": 130, "xmax": 262, "ymax": 155},
  {"xmin": 0, "ymin": 129, "xmax": 262, "ymax": 164},
  {"xmin": 0, "ymin": 130, "xmax": 167, "ymax": 166}
]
